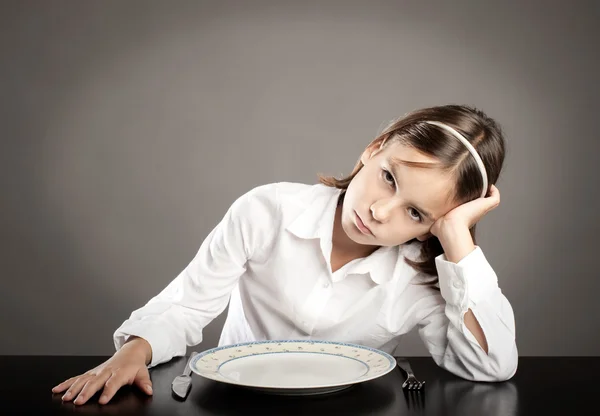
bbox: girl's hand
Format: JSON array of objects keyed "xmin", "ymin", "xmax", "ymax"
[
  {"xmin": 430, "ymin": 184, "xmax": 501, "ymax": 238},
  {"xmin": 51, "ymin": 337, "xmax": 153, "ymax": 406}
]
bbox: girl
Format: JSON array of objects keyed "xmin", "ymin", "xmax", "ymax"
[{"xmin": 53, "ymin": 104, "xmax": 518, "ymax": 406}]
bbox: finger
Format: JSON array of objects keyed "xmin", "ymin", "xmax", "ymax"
[
  {"xmin": 488, "ymin": 186, "xmax": 500, "ymax": 207},
  {"xmin": 52, "ymin": 376, "xmax": 78, "ymax": 394},
  {"xmin": 492, "ymin": 185, "xmax": 500, "ymax": 204},
  {"xmin": 481, "ymin": 185, "xmax": 499, "ymax": 209},
  {"xmin": 487, "ymin": 184, "xmax": 500, "ymax": 200},
  {"xmin": 73, "ymin": 370, "xmax": 112, "ymax": 406},
  {"xmin": 61, "ymin": 375, "xmax": 91, "ymax": 402},
  {"xmin": 98, "ymin": 372, "xmax": 129, "ymax": 405},
  {"xmin": 133, "ymin": 369, "xmax": 153, "ymax": 396}
]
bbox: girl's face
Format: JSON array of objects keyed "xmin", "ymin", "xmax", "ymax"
[{"xmin": 341, "ymin": 140, "xmax": 459, "ymax": 247}]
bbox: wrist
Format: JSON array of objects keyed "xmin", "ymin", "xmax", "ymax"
[
  {"xmin": 436, "ymin": 218, "xmax": 469, "ymax": 241},
  {"xmin": 436, "ymin": 221, "xmax": 475, "ymax": 264},
  {"xmin": 121, "ymin": 336, "xmax": 153, "ymax": 366}
]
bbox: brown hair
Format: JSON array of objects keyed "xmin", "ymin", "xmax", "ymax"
[{"xmin": 319, "ymin": 104, "xmax": 506, "ymax": 284}]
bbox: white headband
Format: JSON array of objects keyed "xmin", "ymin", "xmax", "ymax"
[{"xmin": 424, "ymin": 121, "xmax": 489, "ymax": 198}]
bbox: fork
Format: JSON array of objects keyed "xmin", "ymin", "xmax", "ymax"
[{"xmin": 394, "ymin": 357, "xmax": 425, "ymax": 390}]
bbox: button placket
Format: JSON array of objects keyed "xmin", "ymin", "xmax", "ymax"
[{"xmin": 297, "ymin": 276, "xmax": 333, "ymax": 334}]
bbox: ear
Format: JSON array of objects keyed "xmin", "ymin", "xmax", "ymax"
[
  {"xmin": 360, "ymin": 136, "xmax": 388, "ymax": 165},
  {"xmin": 416, "ymin": 232, "xmax": 432, "ymax": 242}
]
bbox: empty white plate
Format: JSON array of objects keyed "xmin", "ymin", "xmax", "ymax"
[{"xmin": 190, "ymin": 340, "xmax": 396, "ymax": 395}]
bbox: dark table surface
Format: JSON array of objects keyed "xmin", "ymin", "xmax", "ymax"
[{"xmin": 1, "ymin": 356, "xmax": 598, "ymax": 415}]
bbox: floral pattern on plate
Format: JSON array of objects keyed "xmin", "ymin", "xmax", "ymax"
[{"xmin": 190, "ymin": 339, "xmax": 396, "ymax": 389}]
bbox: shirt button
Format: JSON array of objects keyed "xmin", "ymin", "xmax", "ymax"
[
  {"xmin": 453, "ymin": 280, "xmax": 463, "ymax": 289},
  {"xmin": 323, "ymin": 282, "xmax": 330, "ymax": 288}
]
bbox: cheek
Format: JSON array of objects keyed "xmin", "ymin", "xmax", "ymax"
[
  {"xmin": 354, "ymin": 170, "xmax": 382, "ymax": 199},
  {"xmin": 346, "ymin": 176, "xmax": 366, "ymax": 203},
  {"xmin": 381, "ymin": 219, "xmax": 425, "ymax": 240}
]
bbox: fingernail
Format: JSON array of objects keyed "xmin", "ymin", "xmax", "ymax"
[
  {"xmin": 146, "ymin": 385, "xmax": 153, "ymax": 394},
  {"xmin": 100, "ymin": 395, "xmax": 108, "ymax": 403},
  {"xmin": 62, "ymin": 392, "xmax": 70, "ymax": 400}
]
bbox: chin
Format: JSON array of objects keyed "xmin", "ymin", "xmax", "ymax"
[
  {"xmin": 350, "ymin": 227, "xmax": 383, "ymax": 248},
  {"xmin": 341, "ymin": 218, "xmax": 368, "ymax": 244},
  {"xmin": 350, "ymin": 234, "xmax": 372, "ymax": 245}
]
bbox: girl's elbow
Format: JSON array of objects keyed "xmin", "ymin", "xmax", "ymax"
[
  {"xmin": 485, "ymin": 345, "xmax": 519, "ymax": 382},
  {"xmin": 497, "ymin": 353, "xmax": 518, "ymax": 381}
]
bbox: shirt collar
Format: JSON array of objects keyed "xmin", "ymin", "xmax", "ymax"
[
  {"xmin": 285, "ymin": 184, "xmax": 342, "ymax": 241},
  {"xmin": 284, "ymin": 184, "xmax": 413, "ymax": 285},
  {"xmin": 348, "ymin": 245, "xmax": 398, "ymax": 284}
]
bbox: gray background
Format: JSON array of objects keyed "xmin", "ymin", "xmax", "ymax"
[{"xmin": 1, "ymin": 0, "xmax": 598, "ymax": 357}]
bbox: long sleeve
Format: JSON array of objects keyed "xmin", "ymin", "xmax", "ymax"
[
  {"xmin": 417, "ymin": 246, "xmax": 518, "ymax": 381},
  {"xmin": 113, "ymin": 185, "xmax": 277, "ymax": 367}
]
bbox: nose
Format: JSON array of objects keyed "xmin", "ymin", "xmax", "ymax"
[{"xmin": 370, "ymin": 198, "xmax": 400, "ymax": 223}]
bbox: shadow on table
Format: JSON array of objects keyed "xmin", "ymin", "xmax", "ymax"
[
  {"xmin": 421, "ymin": 378, "xmax": 519, "ymax": 415},
  {"xmin": 191, "ymin": 381, "xmax": 397, "ymax": 416},
  {"xmin": 190, "ymin": 376, "xmax": 518, "ymax": 416}
]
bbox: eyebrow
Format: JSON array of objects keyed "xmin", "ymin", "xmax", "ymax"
[{"xmin": 387, "ymin": 157, "xmax": 438, "ymax": 223}]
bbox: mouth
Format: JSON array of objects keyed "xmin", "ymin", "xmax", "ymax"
[{"xmin": 354, "ymin": 211, "xmax": 373, "ymax": 236}]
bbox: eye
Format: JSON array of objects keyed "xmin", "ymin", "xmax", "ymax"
[
  {"xmin": 382, "ymin": 169, "xmax": 395, "ymax": 187},
  {"xmin": 407, "ymin": 207, "xmax": 423, "ymax": 223}
]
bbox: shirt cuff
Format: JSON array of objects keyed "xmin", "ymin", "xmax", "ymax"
[{"xmin": 435, "ymin": 246, "xmax": 499, "ymax": 309}]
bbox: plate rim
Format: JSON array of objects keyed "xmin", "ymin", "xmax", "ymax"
[{"xmin": 189, "ymin": 339, "xmax": 396, "ymax": 390}]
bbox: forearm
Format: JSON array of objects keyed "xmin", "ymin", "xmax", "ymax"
[{"xmin": 437, "ymin": 221, "xmax": 488, "ymax": 353}]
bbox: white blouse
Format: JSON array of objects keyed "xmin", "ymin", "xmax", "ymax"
[{"xmin": 114, "ymin": 182, "xmax": 518, "ymax": 381}]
